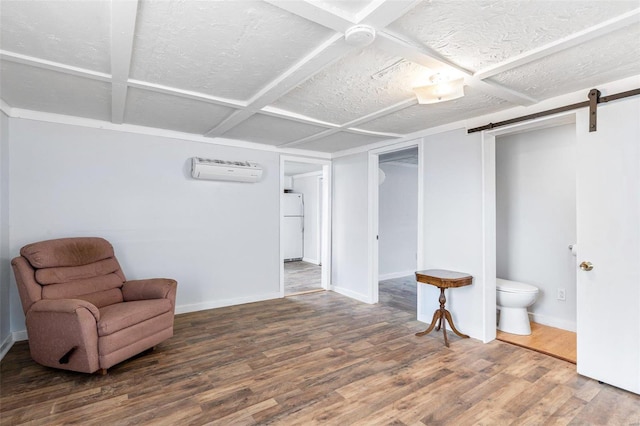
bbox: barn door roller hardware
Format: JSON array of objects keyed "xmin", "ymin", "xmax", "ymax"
[
  {"xmin": 468, "ymin": 87, "xmax": 640, "ymax": 134},
  {"xmin": 588, "ymin": 89, "xmax": 600, "ymax": 132}
]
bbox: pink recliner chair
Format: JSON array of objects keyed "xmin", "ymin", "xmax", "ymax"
[{"xmin": 11, "ymin": 237, "xmax": 177, "ymax": 374}]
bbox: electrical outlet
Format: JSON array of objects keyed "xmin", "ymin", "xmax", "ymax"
[{"xmin": 557, "ymin": 288, "xmax": 566, "ymax": 301}]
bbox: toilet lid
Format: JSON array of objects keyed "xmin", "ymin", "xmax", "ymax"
[{"xmin": 496, "ymin": 278, "xmax": 539, "ymax": 294}]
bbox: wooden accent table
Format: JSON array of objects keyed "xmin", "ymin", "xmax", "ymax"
[{"xmin": 415, "ymin": 269, "xmax": 473, "ymax": 347}]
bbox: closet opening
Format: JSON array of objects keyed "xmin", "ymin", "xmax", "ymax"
[{"xmin": 492, "ymin": 119, "xmax": 577, "ymax": 363}]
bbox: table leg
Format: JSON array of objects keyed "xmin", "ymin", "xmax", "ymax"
[
  {"xmin": 415, "ymin": 286, "xmax": 469, "ymax": 346},
  {"xmin": 442, "ymin": 319, "xmax": 449, "ymax": 347},
  {"xmin": 415, "ymin": 309, "xmax": 441, "ymax": 337},
  {"xmin": 444, "ymin": 310, "xmax": 470, "ymax": 339}
]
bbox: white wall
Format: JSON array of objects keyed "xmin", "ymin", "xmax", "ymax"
[
  {"xmin": 419, "ymin": 129, "xmax": 486, "ymax": 340},
  {"xmin": 378, "ymin": 162, "xmax": 417, "ymax": 279},
  {"xmin": 496, "ymin": 124, "xmax": 577, "ymax": 331},
  {"xmin": 8, "ymin": 118, "xmax": 281, "ymax": 333},
  {"xmin": 0, "ymin": 111, "xmax": 10, "ymax": 355},
  {"xmin": 292, "ymin": 172, "xmax": 321, "ymax": 264},
  {"xmin": 331, "ymin": 152, "xmax": 370, "ymax": 302}
]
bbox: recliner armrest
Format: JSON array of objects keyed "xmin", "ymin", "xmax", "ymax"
[
  {"xmin": 29, "ymin": 298, "xmax": 100, "ymax": 322},
  {"xmin": 26, "ymin": 298, "xmax": 101, "ymax": 373},
  {"xmin": 122, "ymin": 279, "xmax": 177, "ymax": 304}
]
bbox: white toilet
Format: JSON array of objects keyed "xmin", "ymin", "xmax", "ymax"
[{"xmin": 496, "ymin": 278, "xmax": 539, "ymax": 335}]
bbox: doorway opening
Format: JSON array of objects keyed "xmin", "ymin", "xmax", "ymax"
[
  {"xmin": 281, "ymin": 157, "xmax": 331, "ymax": 297},
  {"xmin": 378, "ymin": 147, "xmax": 419, "ymax": 314},
  {"xmin": 368, "ymin": 142, "xmax": 423, "ymax": 315}
]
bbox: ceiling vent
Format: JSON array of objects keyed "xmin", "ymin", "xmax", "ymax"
[{"xmin": 344, "ymin": 25, "xmax": 376, "ymax": 48}]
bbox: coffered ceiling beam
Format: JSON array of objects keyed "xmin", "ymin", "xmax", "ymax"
[
  {"xmin": 259, "ymin": 106, "xmax": 340, "ymax": 128},
  {"xmin": 341, "ymin": 98, "xmax": 418, "ymax": 129},
  {"xmin": 110, "ymin": 0, "xmax": 138, "ymax": 124},
  {"xmin": 264, "ymin": 0, "xmax": 353, "ymax": 32},
  {"xmin": 267, "ymin": 0, "xmax": 423, "ymax": 32},
  {"xmin": 127, "ymin": 80, "xmax": 245, "ymax": 109},
  {"xmin": 271, "ymin": 0, "xmax": 537, "ymax": 107},
  {"xmin": 375, "ymin": 30, "xmax": 470, "ymax": 76},
  {"xmin": 376, "ymin": 30, "xmax": 537, "ymax": 106},
  {"xmin": 210, "ymin": 0, "xmax": 430, "ymax": 142},
  {"xmin": 205, "ymin": 33, "xmax": 354, "ymax": 137},
  {"xmin": 0, "ymin": 50, "xmax": 111, "ymax": 82},
  {"xmin": 279, "ymin": 98, "xmax": 415, "ymax": 148},
  {"xmin": 358, "ymin": 0, "xmax": 422, "ymax": 28},
  {"xmin": 474, "ymin": 8, "xmax": 640, "ymax": 81}
]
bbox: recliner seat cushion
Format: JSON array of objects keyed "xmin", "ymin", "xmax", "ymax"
[{"xmin": 97, "ymin": 299, "xmax": 172, "ymax": 337}]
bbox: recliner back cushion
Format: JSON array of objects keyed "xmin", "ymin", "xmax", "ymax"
[
  {"xmin": 41, "ymin": 273, "xmax": 125, "ymax": 307},
  {"xmin": 36, "ymin": 258, "xmax": 122, "ymax": 284},
  {"xmin": 21, "ymin": 237, "xmax": 115, "ymax": 268},
  {"xmin": 21, "ymin": 237, "xmax": 126, "ymax": 308}
]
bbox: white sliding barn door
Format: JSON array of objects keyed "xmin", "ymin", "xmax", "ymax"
[{"xmin": 576, "ymin": 96, "xmax": 640, "ymax": 394}]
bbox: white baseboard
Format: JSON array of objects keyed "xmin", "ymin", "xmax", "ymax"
[
  {"xmin": 496, "ymin": 309, "xmax": 577, "ymax": 332},
  {"xmin": 13, "ymin": 330, "xmax": 28, "ymax": 341},
  {"xmin": 331, "ymin": 285, "xmax": 373, "ymax": 304},
  {"xmin": 0, "ymin": 333, "xmax": 13, "ymax": 361},
  {"xmin": 379, "ymin": 270, "xmax": 415, "ymax": 281},
  {"xmin": 529, "ymin": 312, "xmax": 576, "ymax": 332},
  {"xmin": 0, "ymin": 330, "xmax": 28, "ymax": 362},
  {"xmin": 302, "ymin": 257, "xmax": 320, "ymax": 265},
  {"xmin": 175, "ymin": 292, "xmax": 282, "ymax": 315},
  {"xmin": 1, "ymin": 295, "xmax": 284, "ymax": 361}
]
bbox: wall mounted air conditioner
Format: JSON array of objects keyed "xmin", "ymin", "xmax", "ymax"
[{"xmin": 191, "ymin": 157, "xmax": 263, "ymax": 183}]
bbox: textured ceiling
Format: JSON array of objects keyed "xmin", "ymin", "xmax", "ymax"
[{"xmin": 1, "ymin": 0, "xmax": 639, "ymax": 154}]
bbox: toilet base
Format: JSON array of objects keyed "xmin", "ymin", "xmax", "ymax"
[{"xmin": 498, "ymin": 307, "xmax": 532, "ymax": 335}]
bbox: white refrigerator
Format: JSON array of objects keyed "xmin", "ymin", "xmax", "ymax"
[{"xmin": 283, "ymin": 193, "xmax": 304, "ymax": 262}]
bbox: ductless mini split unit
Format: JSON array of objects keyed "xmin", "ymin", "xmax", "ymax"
[{"xmin": 191, "ymin": 157, "xmax": 263, "ymax": 183}]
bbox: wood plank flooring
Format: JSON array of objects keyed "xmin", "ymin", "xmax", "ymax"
[
  {"xmin": 2, "ymin": 283, "xmax": 639, "ymax": 424},
  {"xmin": 497, "ymin": 322, "xmax": 577, "ymax": 364},
  {"xmin": 284, "ymin": 261, "xmax": 321, "ymax": 295}
]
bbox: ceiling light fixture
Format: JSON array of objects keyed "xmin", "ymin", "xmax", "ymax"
[{"xmin": 413, "ymin": 75, "xmax": 465, "ymax": 104}]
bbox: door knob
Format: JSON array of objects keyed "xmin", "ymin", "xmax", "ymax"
[{"xmin": 580, "ymin": 261, "xmax": 594, "ymax": 271}]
